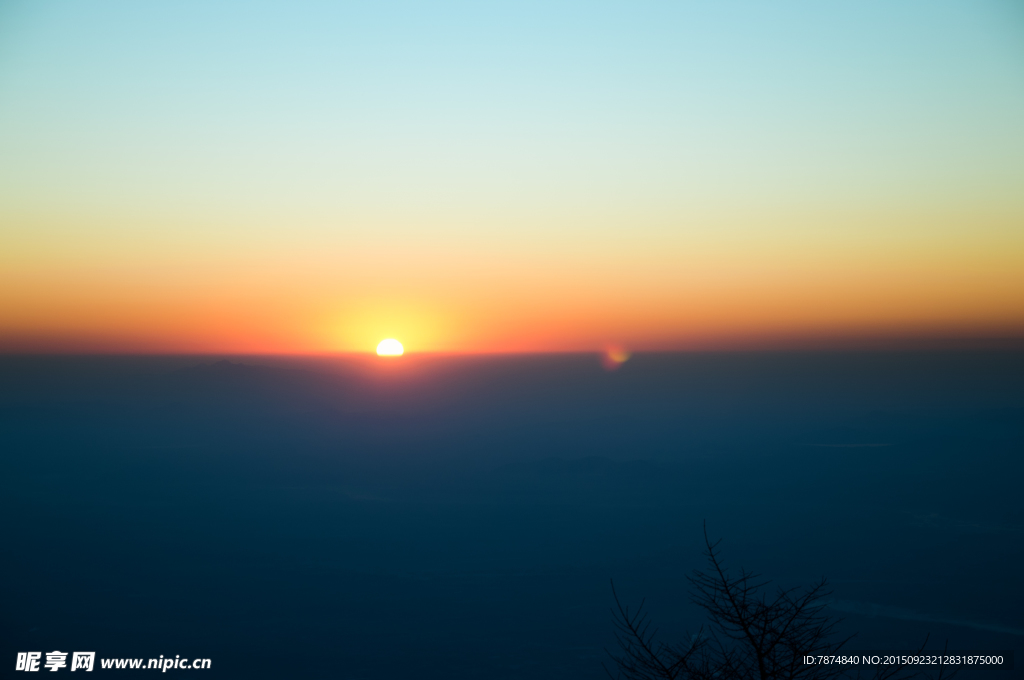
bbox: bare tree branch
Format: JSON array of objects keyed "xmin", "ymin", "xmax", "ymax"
[{"xmin": 608, "ymin": 525, "xmax": 943, "ymax": 680}]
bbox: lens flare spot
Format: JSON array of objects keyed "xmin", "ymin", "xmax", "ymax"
[
  {"xmin": 601, "ymin": 346, "xmax": 631, "ymax": 371},
  {"xmin": 376, "ymin": 339, "xmax": 404, "ymax": 356}
]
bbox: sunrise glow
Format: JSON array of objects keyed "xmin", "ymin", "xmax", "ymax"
[
  {"xmin": 376, "ymin": 339, "xmax": 404, "ymax": 357},
  {"xmin": 0, "ymin": 2, "xmax": 1021, "ymax": 354}
]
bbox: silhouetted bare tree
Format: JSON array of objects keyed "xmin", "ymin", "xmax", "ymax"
[{"xmin": 606, "ymin": 525, "xmax": 953, "ymax": 680}]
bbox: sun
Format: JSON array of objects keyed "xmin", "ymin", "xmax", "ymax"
[{"xmin": 376, "ymin": 338, "xmax": 404, "ymax": 356}]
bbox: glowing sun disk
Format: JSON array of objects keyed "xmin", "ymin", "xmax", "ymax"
[{"xmin": 376, "ymin": 339, "xmax": 404, "ymax": 356}]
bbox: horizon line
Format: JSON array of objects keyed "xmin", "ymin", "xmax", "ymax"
[{"xmin": 4, "ymin": 342, "xmax": 1024, "ymax": 358}]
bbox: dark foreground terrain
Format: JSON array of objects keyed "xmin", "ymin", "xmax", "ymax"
[{"xmin": 1, "ymin": 352, "xmax": 1021, "ymax": 678}]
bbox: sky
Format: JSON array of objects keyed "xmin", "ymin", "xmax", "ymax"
[{"xmin": 1, "ymin": 0, "xmax": 1022, "ymax": 353}]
